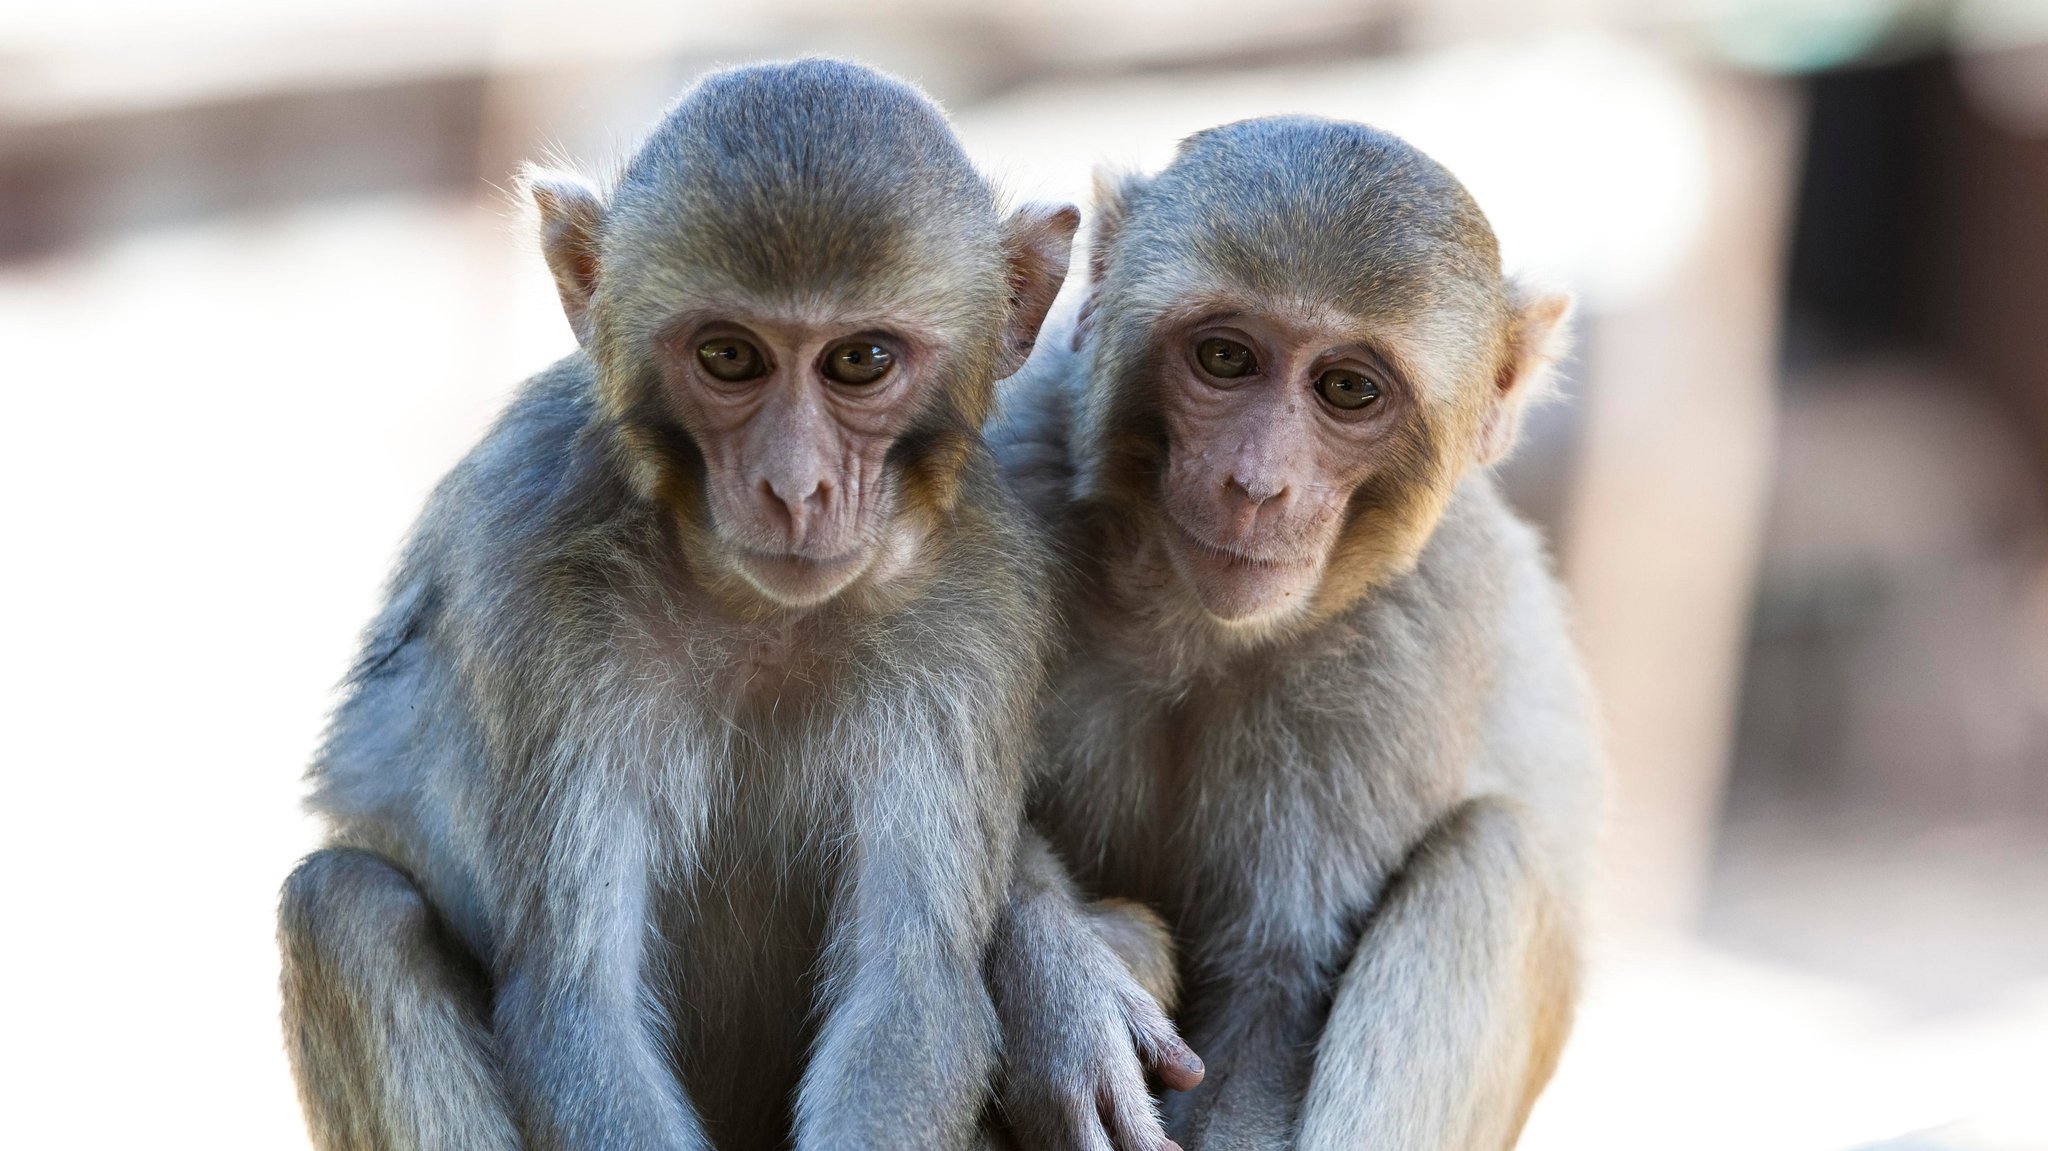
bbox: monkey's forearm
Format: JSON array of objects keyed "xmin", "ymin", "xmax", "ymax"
[
  {"xmin": 1295, "ymin": 798, "xmax": 1579, "ymax": 1151},
  {"xmin": 487, "ymin": 823, "xmax": 708, "ymax": 1151},
  {"xmin": 993, "ymin": 829, "xmax": 1158, "ymax": 1006},
  {"xmin": 794, "ymin": 942, "xmax": 998, "ymax": 1151},
  {"xmin": 494, "ymin": 966, "xmax": 711, "ymax": 1151}
]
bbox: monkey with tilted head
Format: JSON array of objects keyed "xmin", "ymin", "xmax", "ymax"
[
  {"xmin": 988, "ymin": 117, "xmax": 1602, "ymax": 1150},
  {"xmin": 276, "ymin": 59, "xmax": 1193, "ymax": 1151}
]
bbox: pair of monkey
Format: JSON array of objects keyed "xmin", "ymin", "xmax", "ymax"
[{"xmin": 278, "ymin": 58, "xmax": 1599, "ymax": 1151}]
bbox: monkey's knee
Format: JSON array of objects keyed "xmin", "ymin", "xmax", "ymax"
[
  {"xmin": 279, "ymin": 847, "xmax": 475, "ymax": 1000},
  {"xmin": 281, "ymin": 850, "xmax": 511, "ymax": 1151},
  {"xmin": 282, "ymin": 849, "xmax": 431, "ymax": 955},
  {"xmin": 1085, "ymin": 897, "xmax": 1179, "ymax": 1012},
  {"xmin": 1420, "ymin": 796, "xmax": 1545, "ymax": 891}
]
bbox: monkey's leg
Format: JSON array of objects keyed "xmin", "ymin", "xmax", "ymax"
[
  {"xmin": 990, "ymin": 830, "xmax": 1202, "ymax": 1151},
  {"xmin": 1294, "ymin": 797, "xmax": 1579, "ymax": 1151},
  {"xmin": 1167, "ymin": 957, "xmax": 1328, "ymax": 1151},
  {"xmin": 279, "ymin": 848, "xmax": 519, "ymax": 1151}
]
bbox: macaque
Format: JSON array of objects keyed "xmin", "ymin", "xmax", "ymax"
[
  {"xmin": 990, "ymin": 116, "xmax": 1601, "ymax": 1150},
  {"xmin": 276, "ymin": 58, "xmax": 1161, "ymax": 1151}
]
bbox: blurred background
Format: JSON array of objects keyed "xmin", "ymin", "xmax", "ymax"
[{"xmin": 4, "ymin": 1, "xmax": 2046, "ymax": 1147}]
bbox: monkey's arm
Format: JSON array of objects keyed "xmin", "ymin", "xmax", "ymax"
[
  {"xmin": 1294, "ymin": 796, "xmax": 1579, "ymax": 1151},
  {"xmin": 487, "ymin": 801, "xmax": 711, "ymax": 1151},
  {"xmin": 989, "ymin": 829, "xmax": 1204, "ymax": 1151},
  {"xmin": 793, "ymin": 758, "xmax": 1018, "ymax": 1151}
]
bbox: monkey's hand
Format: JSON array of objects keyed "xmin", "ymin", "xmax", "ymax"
[{"xmin": 992, "ymin": 882, "xmax": 1203, "ymax": 1151}]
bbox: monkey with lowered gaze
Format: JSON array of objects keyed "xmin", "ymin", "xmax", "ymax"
[
  {"xmin": 989, "ymin": 117, "xmax": 1602, "ymax": 1150},
  {"xmin": 276, "ymin": 59, "xmax": 1191, "ymax": 1151}
]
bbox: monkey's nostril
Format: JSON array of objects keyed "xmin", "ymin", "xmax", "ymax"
[
  {"xmin": 759, "ymin": 477, "xmax": 833, "ymax": 541},
  {"xmin": 758, "ymin": 479, "xmax": 799, "ymax": 527},
  {"xmin": 1226, "ymin": 474, "xmax": 1287, "ymax": 506}
]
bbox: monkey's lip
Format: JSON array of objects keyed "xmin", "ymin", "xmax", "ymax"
[
  {"xmin": 730, "ymin": 544, "xmax": 873, "ymax": 606},
  {"xmin": 735, "ymin": 545, "xmax": 867, "ymax": 574},
  {"xmin": 1167, "ymin": 521, "xmax": 1317, "ymax": 572}
]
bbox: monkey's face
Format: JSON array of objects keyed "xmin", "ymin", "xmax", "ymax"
[
  {"xmin": 653, "ymin": 307, "xmax": 943, "ymax": 609},
  {"xmin": 1150, "ymin": 306, "xmax": 1434, "ymax": 626},
  {"xmin": 523, "ymin": 62, "xmax": 1079, "ymax": 617}
]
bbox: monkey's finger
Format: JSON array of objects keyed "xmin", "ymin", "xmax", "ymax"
[
  {"xmin": 1123, "ymin": 1000, "xmax": 1204, "ymax": 1091},
  {"xmin": 1064, "ymin": 1096, "xmax": 1117, "ymax": 1151},
  {"xmin": 1098, "ymin": 1079, "xmax": 1173, "ymax": 1151},
  {"xmin": 1144, "ymin": 1035, "xmax": 1205, "ymax": 1093}
]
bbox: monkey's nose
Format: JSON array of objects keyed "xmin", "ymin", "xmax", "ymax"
[
  {"xmin": 759, "ymin": 477, "xmax": 832, "ymax": 543},
  {"xmin": 1225, "ymin": 473, "xmax": 1288, "ymax": 507}
]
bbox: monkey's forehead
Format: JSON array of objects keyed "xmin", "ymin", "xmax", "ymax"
[
  {"xmin": 1136, "ymin": 198, "xmax": 1497, "ymax": 301},
  {"xmin": 596, "ymin": 256, "xmax": 1003, "ymax": 350},
  {"xmin": 597, "ymin": 61, "xmax": 1015, "ymax": 316},
  {"xmin": 621, "ymin": 203, "xmax": 988, "ymax": 284},
  {"xmin": 1108, "ymin": 230, "xmax": 1504, "ymax": 347},
  {"xmin": 1130, "ymin": 116, "xmax": 1502, "ymax": 296}
]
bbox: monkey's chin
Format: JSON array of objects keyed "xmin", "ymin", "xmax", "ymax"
[
  {"xmin": 1165, "ymin": 527, "xmax": 1323, "ymax": 628},
  {"xmin": 731, "ymin": 548, "xmax": 872, "ymax": 610}
]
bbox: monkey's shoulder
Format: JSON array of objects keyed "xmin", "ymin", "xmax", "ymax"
[
  {"xmin": 340, "ymin": 356, "xmax": 640, "ymax": 695},
  {"xmin": 415, "ymin": 356, "xmax": 638, "ymax": 590},
  {"xmin": 1398, "ymin": 476, "xmax": 1600, "ymax": 811},
  {"xmin": 987, "ymin": 331, "xmax": 1085, "ymax": 524},
  {"xmin": 1310, "ymin": 476, "xmax": 1577, "ymax": 724}
]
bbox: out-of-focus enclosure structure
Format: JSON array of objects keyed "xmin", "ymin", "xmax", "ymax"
[{"xmin": 4, "ymin": 2, "xmax": 2045, "ymax": 1148}]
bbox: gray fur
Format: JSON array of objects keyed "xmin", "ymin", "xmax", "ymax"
[
  {"xmin": 986, "ymin": 832, "xmax": 1194, "ymax": 1151},
  {"xmin": 279, "ymin": 60, "xmax": 1069, "ymax": 1151},
  {"xmin": 986, "ymin": 117, "xmax": 1601, "ymax": 1150}
]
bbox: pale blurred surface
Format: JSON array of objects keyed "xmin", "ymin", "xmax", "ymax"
[{"xmin": 4, "ymin": 3, "xmax": 2046, "ymax": 1149}]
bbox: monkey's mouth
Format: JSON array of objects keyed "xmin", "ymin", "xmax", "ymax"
[
  {"xmin": 1167, "ymin": 520, "xmax": 1317, "ymax": 572},
  {"xmin": 731, "ymin": 545, "xmax": 872, "ymax": 605},
  {"xmin": 738, "ymin": 545, "xmax": 865, "ymax": 569},
  {"xmin": 1163, "ymin": 518, "xmax": 1326, "ymax": 624}
]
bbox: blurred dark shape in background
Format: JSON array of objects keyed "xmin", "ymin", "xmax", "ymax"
[{"xmin": 1710, "ymin": 51, "xmax": 2048, "ymax": 1017}]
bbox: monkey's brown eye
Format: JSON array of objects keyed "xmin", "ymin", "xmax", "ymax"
[
  {"xmin": 697, "ymin": 338, "xmax": 767, "ymax": 382},
  {"xmin": 1316, "ymin": 368, "xmax": 1381, "ymax": 411},
  {"xmin": 821, "ymin": 341, "xmax": 894, "ymax": 386},
  {"xmin": 1195, "ymin": 338, "xmax": 1256, "ymax": 379}
]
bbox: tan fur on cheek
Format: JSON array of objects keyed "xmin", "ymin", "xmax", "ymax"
[
  {"xmin": 1308, "ymin": 416, "xmax": 1459, "ymax": 620},
  {"xmin": 899, "ymin": 428, "xmax": 974, "ymax": 518}
]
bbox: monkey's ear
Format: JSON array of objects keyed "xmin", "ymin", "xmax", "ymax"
[
  {"xmin": 1085, "ymin": 165, "xmax": 1147, "ymax": 290},
  {"xmin": 997, "ymin": 201, "xmax": 1081, "ymax": 378},
  {"xmin": 1074, "ymin": 166, "xmax": 1147, "ymax": 352},
  {"xmin": 525, "ymin": 165, "xmax": 607, "ymax": 350},
  {"xmin": 1478, "ymin": 284, "xmax": 1572, "ymax": 466}
]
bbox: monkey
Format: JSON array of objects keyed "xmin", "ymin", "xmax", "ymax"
[
  {"xmin": 984, "ymin": 115, "xmax": 1601, "ymax": 1151},
  {"xmin": 274, "ymin": 58, "xmax": 1189, "ymax": 1151}
]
